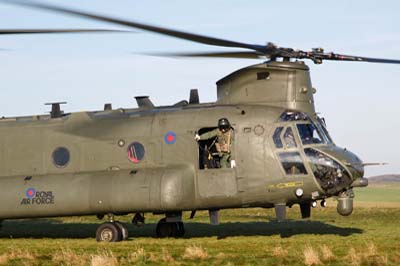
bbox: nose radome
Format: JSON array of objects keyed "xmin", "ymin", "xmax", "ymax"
[
  {"xmin": 314, "ymin": 146, "xmax": 363, "ymax": 180},
  {"xmin": 347, "ymin": 163, "xmax": 364, "ymax": 180},
  {"xmin": 341, "ymin": 153, "xmax": 364, "ymax": 181}
]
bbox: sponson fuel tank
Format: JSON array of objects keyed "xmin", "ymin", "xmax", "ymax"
[{"xmin": 216, "ymin": 61, "xmax": 315, "ymax": 114}]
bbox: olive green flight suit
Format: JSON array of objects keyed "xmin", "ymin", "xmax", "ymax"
[{"xmin": 199, "ymin": 128, "xmax": 235, "ymax": 168}]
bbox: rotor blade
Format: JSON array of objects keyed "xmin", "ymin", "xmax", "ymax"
[
  {"xmin": 330, "ymin": 54, "xmax": 400, "ymax": 65},
  {"xmin": 149, "ymin": 51, "xmax": 266, "ymax": 59},
  {"xmin": 2, "ymin": 0, "xmax": 266, "ymax": 52},
  {"xmin": 5, "ymin": 1, "xmax": 399, "ymax": 65},
  {"xmin": 0, "ymin": 29, "xmax": 123, "ymax": 34},
  {"xmin": 299, "ymin": 50, "xmax": 400, "ymax": 65}
]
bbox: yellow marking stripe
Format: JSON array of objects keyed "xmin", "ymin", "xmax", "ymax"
[{"xmin": 268, "ymin": 181, "xmax": 304, "ymax": 189}]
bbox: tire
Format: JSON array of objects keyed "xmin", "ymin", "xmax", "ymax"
[
  {"xmin": 96, "ymin": 222, "xmax": 122, "ymax": 242},
  {"xmin": 175, "ymin": 222, "xmax": 185, "ymax": 237},
  {"xmin": 156, "ymin": 218, "xmax": 177, "ymax": 238},
  {"xmin": 114, "ymin": 221, "xmax": 129, "ymax": 241}
]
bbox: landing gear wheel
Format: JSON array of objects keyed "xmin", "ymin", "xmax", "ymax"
[
  {"xmin": 175, "ymin": 222, "xmax": 185, "ymax": 237},
  {"xmin": 96, "ymin": 222, "xmax": 122, "ymax": 242},
  {"xmin": 114, "ymin": 221, "xmax": 129, "ymax": 241},
  {"xmin": 156, "ymin": 218, "xmax": 178, "ymax": 238}
]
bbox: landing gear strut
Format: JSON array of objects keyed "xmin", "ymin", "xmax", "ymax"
[
  {"xmin": 156, "ymin": 217, "xmax": 185, "ymax": 238},
  {"xmin": 132, "ymin": 213, "xmax": 145, "ymax": 227},
  {"xmin": 95, "ymin": 213, "xmax": 129, "ymax": 242}
]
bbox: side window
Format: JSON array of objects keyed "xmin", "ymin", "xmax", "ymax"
[
  {"xmin": 273, "ymin": 127, "xmax": 284, "ymax": 148},
  {"xmin": 278, "ymin": 152, "xmax": 308, "ymax": 175},
  {"xmin": 283, "ymin": 127, "xmax": 297, "ymax": 148},
  {"xmin": 52, "ymin": 147, "xmax": 70, "ymax": 168},
  {"xmin": 127, "ymin": 142, "xmax": 145, "ymax": 163}
]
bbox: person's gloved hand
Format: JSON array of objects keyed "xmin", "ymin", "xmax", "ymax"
[
  {"xmin": 194, "ymin": 134, "xmax": 200, "ymax": 141},
  {"xmin": 230, "ymin": 160, "xmax": 236, "ymax": 168}
]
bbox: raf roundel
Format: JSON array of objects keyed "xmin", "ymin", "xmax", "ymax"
[
  {"xmin": 164, "ymin": 131, "xmax": 177, "ymax": 145},
  {"xmin": 26, "ymin": 188, "xmax": 36, "ymax": 199}
]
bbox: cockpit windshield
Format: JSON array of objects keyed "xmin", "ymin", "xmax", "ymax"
[
  {"xmin": 296, "ymin": 123, "xmax": 324, "ymax": 145},
  {"xmin": 279, "ymin": 111, "xmax": 334, "ymax": 145},
  {"xmin": 279, "ymin": 111, "xmax": 309, "ymax": 122},
  {"xmin": 316, "ymin": 117, "xmax": 333, "ymax": 144}
]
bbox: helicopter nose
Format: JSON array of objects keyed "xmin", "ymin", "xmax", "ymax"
[
  {"xmin": 314, "ymin": 146, "xmax": 364, "ymax": 180},
  {"xmin": 346, "ymin": 161, "xmax": 364, "ymax": 180},
  {"xmin": 305, "ymin": 146, "xmax": 366, "ymax": 196},
  {"xmin": 339, "ymin": 151, "xmax": 364, "ymax": 181}
]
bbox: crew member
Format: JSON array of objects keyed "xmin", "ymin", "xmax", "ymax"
[
  {"xmin": 195, "ymin": 118, "xmax": 236, "ymax": 168},
  {"xmin": 284, "ymin": 128, "xmax": 297, "ymax": 148}
]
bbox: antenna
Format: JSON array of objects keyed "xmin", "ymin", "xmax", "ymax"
[
  {"xmin": 135, "ymin": 96, "xmax": 154, "ymax": 109},
  {"xmin": 45, "ymin": 102, "xmax": 67, "ymax": 118},
  {"xmin": 189, "ymin": 89, "xmax": 199, "ymax": 104}
]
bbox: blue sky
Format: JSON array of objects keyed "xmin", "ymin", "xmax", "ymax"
[{"xmin": 0, "ymin": 0, "xmax": 399, "ymax": 177}]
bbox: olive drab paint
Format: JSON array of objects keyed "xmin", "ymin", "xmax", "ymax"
[
  {"xmin": 0, "ymin": 61, "xmax": 365, "ymax": 224},
  {"xmin": 0, "ymin": 0, "xmax": 381, "ymax": 240},
  {"xmin": 216, "ymin": 61, "xmax": 315, "ymax": 114}
]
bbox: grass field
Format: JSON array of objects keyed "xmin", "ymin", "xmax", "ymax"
[
  {"xmin": 354, "ymin": 183, "xmax": 400, "ymax": 204},
  {"xmin": 0, "ymin": 184, "xmax": 399, "ymax": 265}
]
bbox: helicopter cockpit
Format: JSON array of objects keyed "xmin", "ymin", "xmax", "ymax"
[
  {"xmin": 276, "ymin": 111, "xmax": 361, "ymax": 195},
  {"xmin": 278, "ymin": 111, "xmax": 332, "ymax": 145}
]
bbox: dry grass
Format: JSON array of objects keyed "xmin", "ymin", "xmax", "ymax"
[
  {"xmin": 347, "ymin": 247, "xmax": 362, "ymax": 266},
  {"xmin": 0, "ymin": 248, "xmax": 36, "ymax": 265},
  {"xmin": 90, "ymin": 250, "xmax": 118, "ymax": 266},
  {"xmin": 346, "ymin": 243, "xmax": 388, "ymax": 266},
  {"xmin": 320, "ymin": 245, "xmax": 335, "ymax": 261},
  {"xmin": 128, "ymin": 247, "xmax": 149, "ymax": 264},
  {"xmin": 272, "ymin": 246, "xmax": 288, "ymax": 258},
  {"xmin": 148, "ymin": 252, "xmax": 159, "ymax": 263},
  {"xmin": 303, "ymin": 246, "xmax": 321, "ymax": 266},
  {"xmin": 52, "ymin": 248, "xmax": 88, "ymax": 266},
  {"xmin": 0, "ymin": 206, "xmax": 398, "ymax": 265},
  {"xmin": 182, "ymin": 244, "xmax": 208, "ymax": 260},
  {"xmin": 161, "ymin": 248, "xmax": 175, "ymax": 263},
  {"xmin": 363, "ymin": 242, "xmax": 388, "ymax": 266},
  {"xmin": 393, "ymin": 251, "xmax": 400, "ymax": 265},
  {"xmin": 215, "ymin": 252, "xmax": 229, "ymax": 259},
  {"xmin": 0, "ymin": 254, "xmax": 7, "ymax": 266},
  {"xmin": 366, "ymin": 242, "xmax": 378, "ymax": 256}
]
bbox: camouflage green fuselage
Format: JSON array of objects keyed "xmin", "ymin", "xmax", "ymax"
[
  {"xmin": 0, "ymin": 103, "xmax": 324, "ymax": 219},
  {"xmin": 0, "ymin": 61, "xmax": 363, "ymax": 220}
]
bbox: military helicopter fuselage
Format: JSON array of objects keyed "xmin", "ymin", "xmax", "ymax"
[
  {"xmin": 4, "ymin": 0, "xmax": 392, "ymax": 242},
  {"xmin": 0, "ymin": 61, "xmax": 366, "ymax": 241}
]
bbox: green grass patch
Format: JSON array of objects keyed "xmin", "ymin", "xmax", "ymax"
[
  {"xmin": 355, "ymin": 183, "xmax": 400, "ymax": 203},
  {"xmin": 0, "ymin": 184, "xmax": 397, "ymax": 265},
  {"xmin": 0, "ymin": 205, "xmax": 399, "ymax": 265}
]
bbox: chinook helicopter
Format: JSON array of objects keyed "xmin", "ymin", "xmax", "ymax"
[{"xmin": 0, "ymin": 0, "xmax": 398, "ymax": 242}]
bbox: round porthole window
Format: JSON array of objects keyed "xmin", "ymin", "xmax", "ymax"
[
  {"xmin": 127, "ymin": 142, "xmax": 145, "ymax": 163},
  {"xmin": 52, "ymin": 147, "xmax": 70, "ymax": 168}
]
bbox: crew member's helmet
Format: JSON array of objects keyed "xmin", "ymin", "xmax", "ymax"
[{"xmin": 218, "ymin": 118, "xmax": 231, "ymax": 131}]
